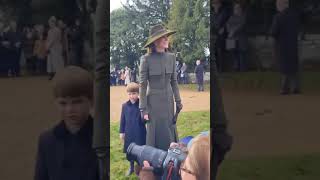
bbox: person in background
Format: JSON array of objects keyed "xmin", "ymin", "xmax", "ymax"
[
  {"xmin": 176, "ymin": 59, "xmax": 182, "ymax": 84},
  {"xmin": 124, "ymin": 66, "xmax": 131, "ymax": 86},
  {"xmin": 117, "ymin": 69, "xmax": 122, "ymax": 86},
  {"xmin": 120, "ymin": 69, "xmax": 125, "ymax": 86},
  {"xmin": 58, "ymin": 19, "xmax": 69, "ymax": 66},
  {"xmin": 33, "ymin": 24, "xmax": 47, "ymax": 75},
  {"xmin": 23, "ymin": 26, "xmax": 36, "ymax": 75},
  {"xmin": 213, "ymin": 0, "xmax": 232, "ymax": 72},
  {"xmin": 6, "ymin": 20, "xmax": 22, "ymax": 77},
  {"xmin": 226, "ymin": 2, "xmax": 248, "ymax": 72},
  {"xmin": 180, "ymin": 62, "xmax": 188, "ymax": 84},
  {"xmin": 46, "ymin": 16, "xmax": 64, "ymax": 80},
  {"xmin": 270, "ymin": 0, "xmax": 301, "ymax": 95},
  {"xmin": 119, "ymin": 82, "xmax": 146, "ymax": 176},
  {"xmin": 110, "ymin": 68, "xmax": 117, "ymax": 86},
  {"xmin": 194, "ymin": 60, "xmax": 205, "ymax": 92},
  {"xmin": 130, "ymin": 67, "xmax": 137, "ymax": 83},
  {"xmin": 68, "ymin": 18, "xmax": 85, "ymax": 67},
  {"xmin": 0, "ymin": 20, "xmax": 9, "ymax": 76}
]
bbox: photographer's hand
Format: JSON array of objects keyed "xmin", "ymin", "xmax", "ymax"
[
  {"xmin": 142, "ymin": 161, "xmax": 154, "ymax": 171},
  {"xmin": 170, "ymin": 142, "xmax": 179, "ymax": 148},
  {"xmin": 138, "ymin": 161, "xmax": 156, "ymax": 180}
]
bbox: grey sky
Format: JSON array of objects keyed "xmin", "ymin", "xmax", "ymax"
[{"xmin": 110, "ymin": 0, "xmax": 124, "ymax": 12}]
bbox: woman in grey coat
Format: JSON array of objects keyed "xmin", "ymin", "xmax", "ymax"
[{"xmin": 139, "ymin": 24, "xmax": 183, "ymax": 151}]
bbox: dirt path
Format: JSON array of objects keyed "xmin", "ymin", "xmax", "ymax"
[
  {"xmin": 223, "ymin": 91, "xmax": 320, "ymax": 159},
  {"xmin": 110, "ymin": 86, "xmax": 210, "ymax": 122}
]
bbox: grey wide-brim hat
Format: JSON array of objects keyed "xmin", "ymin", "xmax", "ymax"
[{"xmin": 143, "ymin": 24, "xmax": 176, "ymax": 48}]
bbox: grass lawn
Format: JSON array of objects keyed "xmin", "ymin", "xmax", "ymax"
[
  {"xmin": 219, "ymin": 71, "xmax": 320, "ymax": 92},
  {"xmin": 219, "ymin": 154, "xmax": 320, "ymax": 180},
  {"xmin": 110, "ymin": 111, "xmax": 210, "ymax": 180}
]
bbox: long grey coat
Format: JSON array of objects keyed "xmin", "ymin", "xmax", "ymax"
[{"xmin": 139, "ymin": 52, "xmax": 182, "ymax": 151}]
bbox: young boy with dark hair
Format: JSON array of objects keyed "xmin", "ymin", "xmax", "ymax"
[
  {"xmin": 119, "ymin": 82, "xmax": 146, "ymax": 176},
  {"xmin": 34, "ymin": 66, "xmax": 99, "ymax": 180}
]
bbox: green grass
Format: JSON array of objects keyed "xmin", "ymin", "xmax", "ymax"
[
  {"xmin": 110, "ymin": 111, "xmax": 210, "ymax": 179},
  {"xmin": 219, "ymin": 154, "xmax": 320, "ymax": 180},
  {"xmin": 219, "ymin": 71, "xmax": 320, "ymax": 92}
]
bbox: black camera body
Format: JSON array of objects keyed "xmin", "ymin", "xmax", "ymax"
[{"xmin": 127, "ymin": 143, "xmax": 187, "ymax": 180}]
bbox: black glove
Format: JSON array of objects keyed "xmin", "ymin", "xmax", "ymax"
[{"xmin": 176, "ymin": 102, "xmax": 183, "ymax": 112}]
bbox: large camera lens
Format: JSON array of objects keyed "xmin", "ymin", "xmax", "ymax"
[{"xmin": 127, "ymin": 143, "xmax": 168, "ymax": 175}]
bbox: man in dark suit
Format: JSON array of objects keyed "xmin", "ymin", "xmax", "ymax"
[
  {"xmin": 271, "ymin": 0, "xmax": 301, "ymax": 95},
  {"xmin": 5, "ymin": 20, "xmax": 22, "ymax": 77},
  {"xmin": 34, "ymin": 66, "xmax": 99, "ymax": 180}
]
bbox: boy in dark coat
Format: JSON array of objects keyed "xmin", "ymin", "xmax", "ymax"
[
  {"xmin": 119, "ymin": 82, "xmax": 146, "ymax": 176},
  {"xmin": 34, "ymin": 66, "xmax": 99, "ymax": 180}
]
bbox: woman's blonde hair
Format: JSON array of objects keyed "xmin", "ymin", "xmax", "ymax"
[{"xmin": 187, "ymin": 134, "xmax": 210, "ymax": 180}]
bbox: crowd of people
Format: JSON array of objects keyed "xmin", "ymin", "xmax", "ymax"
[
  {"xmin": 110, "ymin": 66, "xmax": 137, "ymax": 86},
  {"xmin": 112, "ymin": 59, "xmax": 207, "ymax": 92},
  {"xmin": 213, "ymin": 0, "xmax": 301, "ymax": 94},
  {"xmin": 213, "ymin": 0, "xmax": 248, "ymax": 72},
  {"xmin": 0, "ymin": 16, "xmax": 85, "ymax": 79}
]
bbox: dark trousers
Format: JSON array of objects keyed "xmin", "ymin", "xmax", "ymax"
[
  {"xmin": 197, "ymin": 79, "xmax": 204, "ymax": 91},
  {"xmin": 8, "ymin": 51, "xmax": 21, "ymax": 76},
  {"xmin": 0, "ymin": 53, "xmax": 9, "ymax": 76},
  {"xmin": 281, "ymin": 72, "xmax": 300, "ymax": 93},
  {"xmin": 232, "ymin": 48, "xmax": 247, "ymax": 72},
  {"xmin": 36, "ymin": 58, "xmax": 47, "ymax": 74},
  {"xmin": 70, "ymin": 46, "xmax": 83, "ymax": 67},
  {"xmin": 177, "ymin": 73, "xmax": 182, "ymax": 84},
  {"xmin": 26, "ymin": 57, "xmax": 36, "ymax": 74},
  {"xmin": 183, "ymin": 76, "xmax": 188, "ymax": 84}
]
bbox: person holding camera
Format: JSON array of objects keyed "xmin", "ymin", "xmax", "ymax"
[
  {"xmin": 139, "ymin": 24, "xmax": 183, "ymax": 152},
  {"xmin": 136, "ymin": 134, "xmax": 210, "ymax": 180}
]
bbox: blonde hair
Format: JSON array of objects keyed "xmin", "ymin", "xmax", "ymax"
[
  {"xmin": 187, "ymin": 135, "xmax": 210, "ymax": 180},
  {"xmin": 126, "ymin": 82, "xmax": 139, "ymax": 93}
]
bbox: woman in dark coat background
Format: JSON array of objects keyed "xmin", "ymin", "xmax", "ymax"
[
  {"xmin": 271, "ymin": 0, "xmax": 301, "ymax": 95},
  {"xmin": 139, "ymin": 24, "xmax": 183, "ymax": 151}
]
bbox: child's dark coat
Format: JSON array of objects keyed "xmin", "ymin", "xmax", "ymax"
[
  {"xmin": 119, "ymin": 99, "xmax": 146, "ymax": 153},
  {"xmin": 34, "ymin": 116, "xmax": 99, "ymax": 180}
]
